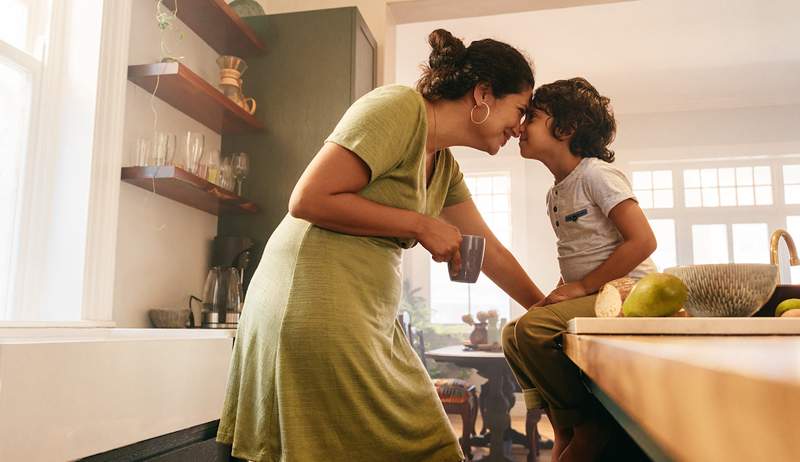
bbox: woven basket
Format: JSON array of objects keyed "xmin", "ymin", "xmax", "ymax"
[{"xmin": 148, "ymin": 309, "xmax": 191, "ymax": 328}]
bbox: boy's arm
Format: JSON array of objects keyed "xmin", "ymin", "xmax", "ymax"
[
  {"xmin": 440, "ymin": 199, "xmax": 545, "ymax": 308},
  {"xmin": 538, "ymin": 199, "xmax": 657, "ymax": 305}
]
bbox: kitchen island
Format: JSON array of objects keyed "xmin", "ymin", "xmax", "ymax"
[{"xmin": 563, "ymin": 332, "xmax": 800, "ymax": 462}]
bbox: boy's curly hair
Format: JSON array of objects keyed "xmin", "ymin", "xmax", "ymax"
[{"xmin": 530, "ymin": 77, "xmax": 616, "ymax": 162}]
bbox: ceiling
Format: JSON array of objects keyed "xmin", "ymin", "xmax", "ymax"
[{"xmin": 394, "ymin": 0, "xmax": 800, "ymax": 114}]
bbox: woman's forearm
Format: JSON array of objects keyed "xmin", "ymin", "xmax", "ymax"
[
  {"xmin": 482, "ymin": 238, "xmax": 544, "ymax": 308},
  {"xmin": 290, "ymin": 192, "xmax": 426, "ymax": 239}
]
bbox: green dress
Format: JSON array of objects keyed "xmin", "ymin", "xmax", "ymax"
[{"xmin": 217, "ymin": 85, "xmax": 472, "ymax": 462}]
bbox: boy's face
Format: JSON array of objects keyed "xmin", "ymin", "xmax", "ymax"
[{"xmin": 519, "ymin": 108, "xmax": 562, "ymax": 160}]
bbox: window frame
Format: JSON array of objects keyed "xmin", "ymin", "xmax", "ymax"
[
  {"xmin": 1, "ymin": 0, "xmax": 130, "ymax": 325},
  {"xmin": 628, "ymin": 155, "xmax": 800, "ymax": 280}
]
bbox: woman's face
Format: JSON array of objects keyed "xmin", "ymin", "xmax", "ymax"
[
  {"xmin": 474, "ymin": 88, "xmax": 532, "ymax": 155},
  {"xmin": 519, "ymin": 108, "xmax": 559, "ymax": 160}
]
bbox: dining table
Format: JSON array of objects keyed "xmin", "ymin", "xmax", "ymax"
[{"xmin": 426, "ymin": 345, "xmax": 549, "ymax": 462}]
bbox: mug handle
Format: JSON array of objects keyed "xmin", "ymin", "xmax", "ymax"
[{"xmin": 244, "ymin": 97, "xmax": 256, "ymax": 114}]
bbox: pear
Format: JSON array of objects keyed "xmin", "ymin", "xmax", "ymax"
[{"xmin": 622, "ymin": 273, "xmax": 688, "ymax": 317}]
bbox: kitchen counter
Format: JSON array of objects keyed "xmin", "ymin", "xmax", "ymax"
[
  {"xmin": 0, "ymin": 327, "xmax": 236, "ymax": 461},
  {"xmin": 0, "ymin": 327, "xmax": 237, "ymax": 344},
  {"xmin": 563, "ymin": 333, "xmax": 800, "ymax": 462}
]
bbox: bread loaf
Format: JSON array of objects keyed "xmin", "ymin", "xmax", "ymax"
[{"xmin": 594, "ymin": 277, "xmax": 638, "ymax": 318}]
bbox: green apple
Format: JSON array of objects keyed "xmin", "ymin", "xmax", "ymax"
[{"xmin": 775, "ymin": 298, "xmax": 800, "ymax": 317}]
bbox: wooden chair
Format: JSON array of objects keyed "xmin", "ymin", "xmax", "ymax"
[{"xmin": 398, "ymin": 311, "xmax": 479, "ymax": 460}]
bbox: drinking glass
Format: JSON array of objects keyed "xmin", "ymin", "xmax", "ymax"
[
  {"xmin": 232, "ymin": 152, "xmax": 250, "ymax": 195},
  {"xmin": 220, "ymin": 156, "xmax": 234, "ymax": 191},
  {"xmin": 206, "ymin": 149, "xmax": 221, "ymax": 185},
  {"xmin": 153, "ymin": 132, "xmax": 176, "ymax": 166},
  {"xmin": 132, "ymin": 137, "xmax": 151, "ymax": 166},
  {"xmin": 183, "ymin": 131, "xmax": 205, "ymax": 174}
]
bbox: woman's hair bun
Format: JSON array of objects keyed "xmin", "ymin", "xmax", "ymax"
[{"xmin": 427, "ymin": 29, "xmax": 466, "ymax": 71}]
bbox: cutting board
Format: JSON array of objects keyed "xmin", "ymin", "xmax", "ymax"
[{"xmin": 568, "ymin": 317, "xmax": 800, "ymax": 335}]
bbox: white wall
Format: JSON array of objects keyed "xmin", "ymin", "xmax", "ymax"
[{"xmin": 114, "ymin": 1, "xmax": 223, "ymax": 327}]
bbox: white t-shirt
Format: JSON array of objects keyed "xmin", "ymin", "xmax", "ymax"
[{"xmin": 546, "ymin": 157, "xmax": 657, "ymax": 283}]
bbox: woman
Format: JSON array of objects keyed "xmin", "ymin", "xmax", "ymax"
[{"xmin": 217, "ymin": 29, "xmax": 544, "ymax": 462}]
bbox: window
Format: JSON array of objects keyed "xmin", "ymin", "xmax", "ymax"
[
  {"xmin": 692, "ymin": 224, "xmax": 729, "ymax": 263},
  {"xmin": 632, "ymin": 170, "xmax": 673, "ymax": 209},
  {"xmin": 787, "ymin": 217, "xmax": 800, "ymax": 283},
  {"xmin": 430, "ymin": 173, "xmax": 511, "ymax": 323},
  {"xmin": 684, "ymin": 166, "xmax": 772, "ymax": 208},
  {"xmin": 782, "ymin": 165, "xmax": 800, "ymax": 204},
  {"xmin": 731, "ymin": 223, "xmax": 769, "ymax": 263},
  {"xmin": 1, "ymin": 0, "xmax": 51, "ymax": 319},
  {"xmin": 647, "ymin": 219, "xmax": 677, "ymax": 270}
]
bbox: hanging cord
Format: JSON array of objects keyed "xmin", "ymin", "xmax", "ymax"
[{"xmin": 144, "ymin": 0, "xmax": 182, "ymax": 231}]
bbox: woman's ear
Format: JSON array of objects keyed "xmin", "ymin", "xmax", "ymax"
[{"xmin": 472, "ymin": 82, "xmax": 494, "ymax": 105}]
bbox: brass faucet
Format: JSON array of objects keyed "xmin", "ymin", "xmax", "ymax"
[{"xmin": 769, "ymin": 229, "xmax": 800, "ymax": 283}]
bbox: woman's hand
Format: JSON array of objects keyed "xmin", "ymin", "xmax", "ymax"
[
  {"xmin": 533, "ymin": 281, "xmax": 588, "ymax": 307},
  {"xmin": 416, "ymin": 215, "xmax": 463, "ymax": 274}
]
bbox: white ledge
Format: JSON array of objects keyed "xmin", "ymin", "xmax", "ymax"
[{"xmin": 0, "ymin": 327, "xmax": 237, "ymax": 344}]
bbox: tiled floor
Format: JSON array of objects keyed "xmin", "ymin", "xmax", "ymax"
[{"xmin": 448, "ymin": 411, "xmax": 555, "ymax": 462}]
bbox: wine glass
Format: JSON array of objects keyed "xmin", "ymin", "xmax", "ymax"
[{"xmin": 232, "ymin": 152, "xmax": 250, "ymax": 196}]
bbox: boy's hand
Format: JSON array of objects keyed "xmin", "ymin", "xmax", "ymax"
[{"xmin": 537, "ymin": 281, "xmax": 588, "ymax": 306}]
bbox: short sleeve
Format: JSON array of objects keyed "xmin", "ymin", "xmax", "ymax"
[
  {"xmin": 325, "ymin": 86, "xmax": 425, "ymax": 182},
  {"xmin": 583, "ymin": 162, "xmax": 637, "ymax": 216},
  {"xmin": 444, "ymin": 154, "xmax": 472, "ymax": 207}
]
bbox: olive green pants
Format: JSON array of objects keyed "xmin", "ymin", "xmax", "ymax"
[{"xmin": 501, "ymin": 295, "xmax": 599, "ymax": 430}]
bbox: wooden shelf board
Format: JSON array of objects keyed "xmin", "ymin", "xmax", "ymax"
[
  {"xmin": 121, "ymin": 166, "xmax": 258, "ymax": 216},
  {"xmin": 161, "ymin": 0, "xmax": 265, "ymax": 57},
  {"xmin": 128, "ymin": 62, "xmax": 264, "ymax": 135}
]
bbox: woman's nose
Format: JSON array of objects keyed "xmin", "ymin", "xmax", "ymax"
[{"xmin": 511, "ymin": 123, "xmax": 522, "ymax": 137}]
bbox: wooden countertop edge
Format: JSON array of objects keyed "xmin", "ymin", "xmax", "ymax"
[{"xmin": 563, "ymin": 334, "xmax": 800, "ymax": 462}]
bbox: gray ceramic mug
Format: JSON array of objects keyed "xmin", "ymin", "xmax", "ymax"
[{"xmin": 448, "ymin": 234, "xmax": 486, "ymax": 283}]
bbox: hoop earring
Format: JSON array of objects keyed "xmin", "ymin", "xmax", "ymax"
[{"xmin": 470, "ymin": 101, "xmax": 490, "ymax": 125}]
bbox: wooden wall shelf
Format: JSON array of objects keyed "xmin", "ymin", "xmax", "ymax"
[
  {"xmin": 161, "ymin": 0, "xmax": 265, "ymax": 57},
  {"xmin": 128, "ymin": 62, "xmax": 264, "ymax": 135},
  {"xmin": 121, "ymin": 166, "xmax": 258, "ymax": 216}
]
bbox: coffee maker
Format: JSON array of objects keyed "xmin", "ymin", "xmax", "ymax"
[{"xmin": 201, "ymin": 236, "xmax": 254, "ymax": 329}]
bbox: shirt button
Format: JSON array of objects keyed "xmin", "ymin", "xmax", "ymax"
[
  {"xmin": 556, "ymin": 221, "xmax": 560, "ymax": 227},
  {"xmin": 553, "ymin": 206, "xmax": 558, "ymax": 212}
]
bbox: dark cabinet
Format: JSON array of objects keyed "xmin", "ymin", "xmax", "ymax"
[{"xmin": 218, "ymin": 7, "xmax": 377, "ymax": 286}]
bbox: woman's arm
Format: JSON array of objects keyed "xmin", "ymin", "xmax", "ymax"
[
  {"xmin": 537, "ymin": 199, "xmax": 657, "ymax": 305},
  {"xmin": 289, "ymin": 142, "xmax": 463, "ymax": 263},
  {"xmin": 439, "ymin": 199, "xmax": 545, "ymax": 308}
]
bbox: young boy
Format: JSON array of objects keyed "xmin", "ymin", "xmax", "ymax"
[{"xmin": 503, "ymin": 77, "xmax": 657, "ymax": 461}]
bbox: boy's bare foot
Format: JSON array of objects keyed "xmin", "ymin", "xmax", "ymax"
[
  {"xmin": 551, "ymin": 425, "xmax": 574, "ymax": 462},
  {"xmin": 558, "ymin": 417, "xmax": 612, "ymax": 462}
]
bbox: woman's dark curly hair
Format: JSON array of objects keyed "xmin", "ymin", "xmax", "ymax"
[
  {"xmin": 530, "ymin": 77, "xmax": 616, "ymax": 162},
  {"xmin": 416, "ymin": 29, "xmax": 534, "ymax": 101}
]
